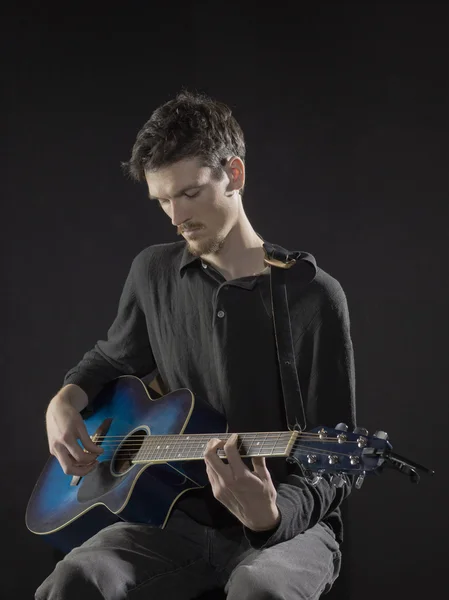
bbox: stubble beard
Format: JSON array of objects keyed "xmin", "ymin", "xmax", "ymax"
[{"xmin": 185, "ymin": 231, "xmax": 226, "ymax": 257}]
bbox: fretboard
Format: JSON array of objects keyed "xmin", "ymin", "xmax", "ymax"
[{"xmin": 133, "ymin": 431, "xmax": 299, "ymax": 463}]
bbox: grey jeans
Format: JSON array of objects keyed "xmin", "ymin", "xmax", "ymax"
[{"xmin": 36, "ymin": 509, "xmax": 341, "ymax": 600}]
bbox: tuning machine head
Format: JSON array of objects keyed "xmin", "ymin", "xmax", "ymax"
[
  {"xmin": 353, "ymin": 426, "xmax": 369, "ymax": 436},
  {"xmin": 330, "ymin": 473, "xmax": 348, "ymax": 488},
  {"xmin": 335, "ymin": 423, "xmax": 348, "ymax": 432},
  {"xmin": 355, "ymin": 471, "xmax": 366, "ymax": 489},
  {"xmin": 306, "ymin": 469, "xmax": 325, "ymax": 486}
]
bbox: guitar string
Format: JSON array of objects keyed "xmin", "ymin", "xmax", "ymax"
[
  {"xmin": 90, "ymin": 432, "xmax": 354, "ymax": 442},
  {"xmin": 91, "ymin": 435, "xmax": 339, "ymax": 445},
  {"xmin": 91, "ymin": 431, "xmax": 338, "ymax": 439},
  {"xmin": 83, "ymin": 438, "xmax": 359, "ymax": 452},
  {"xmin": 90, "ymin": 440, "xmax": 360, "ymax": 452},
  {"xmin": 88, "ymin": 433, "xmax": 359, "ymax": 445}
]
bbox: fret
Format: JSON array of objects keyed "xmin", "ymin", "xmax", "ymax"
[
  {"xmin": 135, "ymin": 436, "xmax": 148, "ymax": 462},
  {"xmin": 170, "ymin": 435, "xmax": 180, "ymax": 460},
  {"xmin": 146, "ymin": 436, "xmax": 153, "ymax": 461},
  {"xmin": 274, "ymin": 432, "xmax": 282, "ymax": 456},
  {"xmin": 166, "ymin": 435, "xmax": 175, "ymax": 461},
  {"xmin": 156, "ymin": 435, "xmax": 163, "ymax": 460},
  {"xmin": 172, "ymin": 434, "xmax": 184, "ymax": 461},
  {"xmin": 161, "ymin": 435, "xmax": 173, "ymax": 461},
  {"xmin": 152, "ymin": 436, "xmax": 161, "ymax": 461},
  {"xmin": 245, "ymin": 433, "xmax": 254, "ymax": 456},
  {"xmin": 146, "ymin": 436, "xmax": 154, "ymax": 461},
  {"xmin": 147, "ymin": 437, "xmax": 158, "ymax": 460},
  {"xmin": 145, "ymin": 436, "xmax": 154, "ymax": 461},
  {"xmin": 135, "ymin": 439, "xmax": 144, "ymax": 462},
  {"xmin": 196, "ymin": 437, "xmax": 208, "ymax": 459},
  {"xmin": 262, "ymin": 432, "xmax": 269, "ymax": 456},
  {"xmin": 181, "ymin": 435, "xmax": 191, "ymax": 460}
]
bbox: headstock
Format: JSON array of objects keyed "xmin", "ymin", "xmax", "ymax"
[{"xmin": 288, "ymin": 423, "xmax": 392, "ymax": 488}]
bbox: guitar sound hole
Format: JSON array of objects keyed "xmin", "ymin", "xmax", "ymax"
[{"xmin": 112, "ymin": 428, "xmax": 148, "ymax": 475}]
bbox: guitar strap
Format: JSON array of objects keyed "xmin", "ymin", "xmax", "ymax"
[{"xmin": 262, "ymin": 240, "xmax": 313, "ymax": 432}]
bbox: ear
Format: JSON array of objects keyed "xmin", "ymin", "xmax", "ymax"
[{"xmin": 226, "ymin": 157, "xmax": 245, "ymax": 194}]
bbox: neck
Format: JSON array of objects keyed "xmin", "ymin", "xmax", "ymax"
[
  {"xmin": 133, "ymin": 431, "xmax": 298, "ymax": 463},
  {"xmin": 202, "ymin": 205, "xmax": 267, "ymax": 280}
]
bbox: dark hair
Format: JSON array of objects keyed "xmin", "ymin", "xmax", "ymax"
[{"xmin": 122, "ymin": 90, "xmax": 246, "ymax": 193}]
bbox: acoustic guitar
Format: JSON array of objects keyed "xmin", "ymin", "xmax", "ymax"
[{"xmin": 26, "ymin": 375, "xmax": 432, "ymax": 553}]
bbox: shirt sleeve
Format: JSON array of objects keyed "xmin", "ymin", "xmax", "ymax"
[
  {"xmin": 63, "ymin": 253, "xmax": 157, "ymax": 402},
  {"xmin": 243, "ymin": 283, "xmax": 357, "ymax": 549}
]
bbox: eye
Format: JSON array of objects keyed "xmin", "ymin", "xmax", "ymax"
[{"xmin": 185, "ymin": 190, "xmax": 200, "ymax": 199}]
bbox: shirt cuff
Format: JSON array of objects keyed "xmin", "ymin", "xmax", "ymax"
[
  {"xmin": 243, "ymin": 490, "xmax": 303, "ymax": 549},
  {"xmin": 243, "ymin": 520, "xmax": 281, "ymax": 549},
  {"xmin": 63, "ymin": 373, "xmax": 102, "ymax": 404},
  {"xmin": 243, "ymin": 504, "xmax": 287, "ymax": 549}
]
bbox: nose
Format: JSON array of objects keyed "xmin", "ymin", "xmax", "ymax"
[{"xmin": 170, "ymin": 200, "xmax": 191, "ymax": 227}]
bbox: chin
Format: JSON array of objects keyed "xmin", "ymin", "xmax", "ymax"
[{"xmin": 186, "ymin": 233, "xmax": 226, "ymax": 257}]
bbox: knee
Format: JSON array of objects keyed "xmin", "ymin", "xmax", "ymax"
[
  {"xmin": 226, "ymin": 564, "xmax": 281, "ymax": 600},
  {"xmin": 35, "ymin": 558, "xmax": 101, "ymax": 600}
]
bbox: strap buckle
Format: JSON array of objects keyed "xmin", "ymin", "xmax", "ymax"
[
  {"xmin": 264, "ymin": 256, "xmax": 297, "ymax": 269},
  {"xmin": 263, "ymin": 244, "xmax": 298, "ymax": 269}
]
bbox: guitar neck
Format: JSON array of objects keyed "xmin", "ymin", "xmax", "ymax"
[{"xmin": 133, "ymin": 431, "xmax": 299, "ymax": 464}]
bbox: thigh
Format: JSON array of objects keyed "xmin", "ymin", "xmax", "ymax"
[
  {"xmin": 35, "ymin": 509, "xmax": 219, "ymax": 600},
  {"xmin": 224, "ymin": 522, "xmax": 342, "ymax": 600}
]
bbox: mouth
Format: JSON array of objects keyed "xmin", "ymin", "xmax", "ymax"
[{"xmin": 182, "ymin": 228, "xmax": 203, "ymax": 237}]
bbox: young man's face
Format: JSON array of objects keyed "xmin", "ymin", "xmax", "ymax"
[{"xmin": 145, "ymin": 157, "xmax": 243, "ymax": 257}]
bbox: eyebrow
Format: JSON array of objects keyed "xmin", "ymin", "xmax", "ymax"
[{"xmin": 148, "ymin": 182, "xmax": 204, "ymax": 202}]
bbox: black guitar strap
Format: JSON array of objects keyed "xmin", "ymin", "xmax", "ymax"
[{"xmin": 262, "ymin": 240, "xmax": 311, "ymax": 432}]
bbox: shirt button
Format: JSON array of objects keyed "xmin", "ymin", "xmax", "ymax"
[
  {"xmin": 202, "ymin": 262, "xmax": 208, "ymax": 269},
  {"xmin": 217, "ymin": 310, "xmax": 225, "ymax": 318}
]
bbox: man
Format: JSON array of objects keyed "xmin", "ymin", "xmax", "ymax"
[{"xmin": 37, "ymin": 90, "xmax": 356, "ymax": 599}]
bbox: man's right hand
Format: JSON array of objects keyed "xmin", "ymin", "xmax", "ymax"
[{"xmin": 46, "ymin": 384, "xmax": 103, "ymax": 476}]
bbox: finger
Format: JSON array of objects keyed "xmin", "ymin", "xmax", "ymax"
[
  {"xmin": 223, "ymin": 434, "xmax": 248, "ymax": 478},
  {"xmin": 54, "ymin": 446, "xmax": 97, "ymax": 476},
  {"xmin": 204, "ymin": 438, "xmax": 232, "ymax": 480},
  {"xmin": 251, "ymin": 456, "xmax": 270, "ymax": 480},
  {"xmin": 77, "ymin": 424, "xmax": 104, "ymax": 455},
  {"xmin": 61, "ymin": 436, "xmax": 99, "ymax": 465}
]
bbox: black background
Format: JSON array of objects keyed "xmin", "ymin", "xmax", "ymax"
[{"xmin": 2, "ymin": 2, "xmax": 447, "ymax": 598}]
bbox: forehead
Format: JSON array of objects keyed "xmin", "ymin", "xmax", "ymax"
[{"xmin": 145, "ymin": 157, "xmax": 211, "ymax": 197}]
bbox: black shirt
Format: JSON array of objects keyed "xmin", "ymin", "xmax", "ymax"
[{"xmin": 64, "ymin": 239, "xmax": 356, "ymax": 548}]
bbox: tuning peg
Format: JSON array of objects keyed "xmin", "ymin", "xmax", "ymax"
[
  {"xmin": 330, "ymin": 474, "xmax": 347, "ymax": 488},
  {"xmin": 353, "ymin": 426, "xmax": 369, "ymax": 436},
  {"xmin": 335, "ymin": 423, "xmax": 348, "ymax": 432},
  {"xmin": 355, "ymin": 471, "xmax": 366, "ymax": 489},
  {"xmin": 373, "ymin": 430, "xmax": 389, "ymax": 440},
  {"xmin": 307, "ymin": 469, "xmax": 325, "ymax": 486}
]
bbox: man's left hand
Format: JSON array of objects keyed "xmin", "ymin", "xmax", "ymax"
[{"xmin": 204, "ymin": 433, "xmax": 281, "ymax": 532}]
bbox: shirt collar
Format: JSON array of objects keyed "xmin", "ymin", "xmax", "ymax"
[
  {"xmin": 179, "ymin": 244, "xmax": 202, "ymax": 276},
  {"xmin": 179, "ymin": 236, "xmax": 317, "ymax": 279}
]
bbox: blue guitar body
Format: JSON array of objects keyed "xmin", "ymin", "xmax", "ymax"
[{"xmin": 26, "ymin": 376, "xmax": 226, "ymax": 553}]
